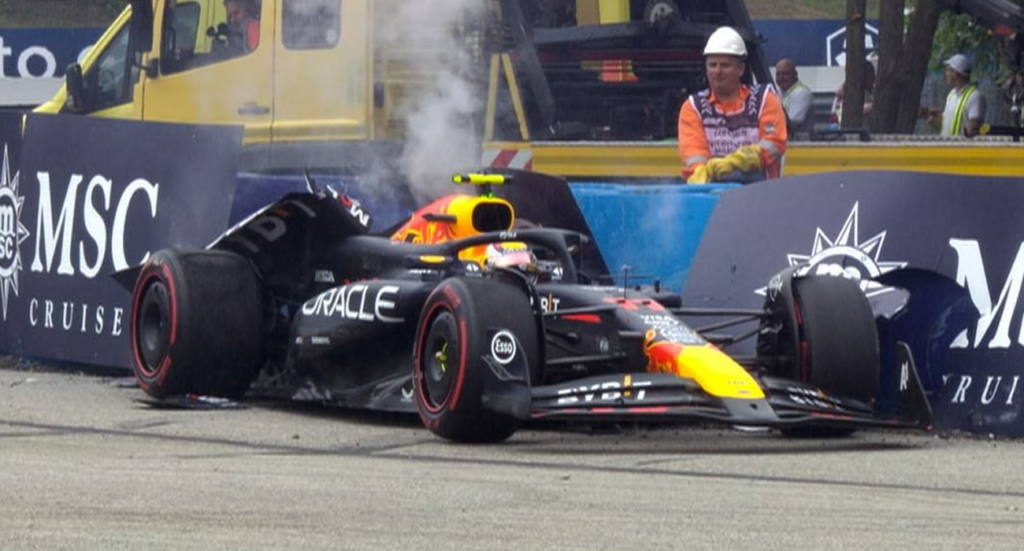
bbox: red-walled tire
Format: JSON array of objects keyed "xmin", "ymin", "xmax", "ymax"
[
  {"xmin": 130, "ymin": 249, "xmax": 265, "ymax": 399},
  {"xmin": 781, "ymin": 275, "xmax": 880, "ymax": 438},
  {"xmin": 792, "ymin": 275, "xmax": 880, "ymax": 402},
  {"xmin": 414, "ymin": 277, "xmax": 540, "ymax": 443}
]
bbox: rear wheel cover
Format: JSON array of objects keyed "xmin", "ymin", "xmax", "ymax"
[
  {"xmin": 420, "ymin": 310, "xmax": 462, "ymax": 412},
  {"xmin": 136, "ymin": 279, "xmax": 172, "ymax": 377}
]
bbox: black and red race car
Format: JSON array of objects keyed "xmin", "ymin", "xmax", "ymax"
[{"xmin": 123, "ymin": 172, "xmax": 967, "ymax": 442}]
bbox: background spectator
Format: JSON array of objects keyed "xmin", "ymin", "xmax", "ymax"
[{"xmin": 775, "ymin": 58, "xmax": 813, "ymax": 138}]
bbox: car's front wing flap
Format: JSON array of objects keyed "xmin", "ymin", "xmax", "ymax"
[{"xmin": 521, "ymin": 372, "xmax": 927, "ymax": 430}]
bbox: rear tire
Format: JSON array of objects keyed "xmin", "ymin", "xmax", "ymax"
[
  {"xmin": 414, "ymin": 277, "xmax": 540, "ymax": 443},
  {"xmin": 780, "ymin": 276, "xmax": 879, "ymax": 438},
  {"xmin": 130, "ymin": 249, "xmax": 265, "ymax": 399}
]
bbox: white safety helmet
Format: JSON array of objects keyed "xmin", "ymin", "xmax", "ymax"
[{"xmin": 703, "ymin": 26, "xmax": 747, "ymax": 58}]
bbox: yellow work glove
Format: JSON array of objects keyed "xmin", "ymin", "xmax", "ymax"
[
  {"xmin": 705, "ymin": 157, "xmax": 734, "ymax": 180},
  {"xmin": 706, "ymin": 145, "xmax": 765, "ymax": 180},
  {"xmin": 729, "ymin": 145, "xmax": 765, "ymax": 172},
  {"xmin": 686, "ymin": 165, "xmax": 710, "ymax": 184}
]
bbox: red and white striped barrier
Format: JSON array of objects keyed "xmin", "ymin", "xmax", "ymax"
[{"xmin": 482, "ymin": 148, "xmax": 533, "ymax": 170}]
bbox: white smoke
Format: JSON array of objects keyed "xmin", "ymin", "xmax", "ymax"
[{"xmin": 376, "ymin": 0, "xmax": 488, "ymax": 202}]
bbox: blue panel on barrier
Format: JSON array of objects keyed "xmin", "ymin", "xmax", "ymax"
[{"xmin": 568, "ymin": 183, "xmax": 738, "ymax": 290}]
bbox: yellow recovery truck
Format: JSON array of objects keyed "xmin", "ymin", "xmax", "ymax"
[
  {"xmin": 34, "ymin": 0, "xmax": 446, "ymax": 173},
  {"xmin": 35, "ymin": 0, "xmax": 1024, "ymax": 179}
]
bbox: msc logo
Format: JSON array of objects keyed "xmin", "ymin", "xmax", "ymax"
[
  {"xmin": 950, "ymin": 239, "xmax": 1024, "ymax": 350},
  {"xmin": 0, "ymin": 145, "xmax": 30, "ymax": 321},
  {"xmin": 758, "ymin": 202, "xmax": 906, "ymax": 298}
]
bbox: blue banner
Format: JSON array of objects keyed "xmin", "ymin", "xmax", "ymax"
[
  {"xmin": 754, "ymin": 19, "xmax": 880, "ymax": 67},
  {"xmin": 0, "ymin": 28, "xmax": 105, "ymax": 78}
]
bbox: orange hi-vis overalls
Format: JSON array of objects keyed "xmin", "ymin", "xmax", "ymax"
[{"xmin": 677, "ymin": 84, "xmax": 787, "ymax": 180}]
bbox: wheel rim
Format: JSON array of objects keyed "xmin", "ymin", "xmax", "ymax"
[
  {"xmin": 421, "ymin": 311, "xmax": 460, "ymax": 409},
  {"xmin": 137, "ymin": 281, "xmax": 171, "ymax": 376}
]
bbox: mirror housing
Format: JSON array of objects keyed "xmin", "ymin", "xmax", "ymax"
[
  {"xmin": 64, "ymin": 63, "xmax": 87, "ymax": 113},
  {"xmin": 128, "ymin": 0, "xmax": 154, "ymax": 54}
]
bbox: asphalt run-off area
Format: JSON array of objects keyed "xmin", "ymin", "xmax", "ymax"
[{"xmin": 1, "ymin": 365, "xmax": 1022, "ymax": 550}]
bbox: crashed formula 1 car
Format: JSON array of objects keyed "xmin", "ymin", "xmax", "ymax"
[{"xmin": 124, "ymin": 172, "xmax": 957, "ymax": 443}]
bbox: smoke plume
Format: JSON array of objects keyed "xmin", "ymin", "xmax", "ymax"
[{"xmin": 375, "ymin": 0, "xmax": 488, "ymax": 202}]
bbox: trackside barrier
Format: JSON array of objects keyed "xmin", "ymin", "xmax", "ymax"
[
  {"xmin": 568, "ymin": 183, "xmax": 737, "ymax": 289},
  {"xmin": 681, "ymin": 171, "xmax": 1024, "ymax": 436},
  {"xmin": 0, "ymin": 113, "xmax": 241, "ymax": 368},
  {"xmin": 4, "ymin": 113, "xmax": 1023, "ymax": 436}
]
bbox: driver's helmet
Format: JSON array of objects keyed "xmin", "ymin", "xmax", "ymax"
[{"xmin": 484, "ymin": 242, "xmax": 537, "ymax": 274}]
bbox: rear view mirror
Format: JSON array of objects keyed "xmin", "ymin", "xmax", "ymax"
[
  {"xmin": 129, "ymin": 0, "xmax": 154, "ymax": 53},
  {"xmin": 65, "ymin": 63, "xmax": 87, "ymax": 113}
]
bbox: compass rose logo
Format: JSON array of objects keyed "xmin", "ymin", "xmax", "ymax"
[
  {"xmin": 0, "ymin": 145, "xmax": 31, "ymax": 321},
  {"xmin": 758, "ymin": 202, "xmax": 906, "ymax": 297}
]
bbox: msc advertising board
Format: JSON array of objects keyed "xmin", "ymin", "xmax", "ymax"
[
  {"xmin": 682, "ymin": 172, "xmax": 1024, "ymax": 435},
  {"xmin": 0, "ymin": 113, "xmax": 241, "ymax": 367}
]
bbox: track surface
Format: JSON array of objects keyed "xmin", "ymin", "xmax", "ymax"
[{"xmin": 2, "ymin": 367, "xmax": 1022, "ymax": 550}]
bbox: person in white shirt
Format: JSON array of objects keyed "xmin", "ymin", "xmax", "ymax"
[
  {"xmin": 930, "ymin": 54, "xmax": 986, "ymax": 137},
  {"xmin": 775, "ymin": 58, "xmax": 813, "ymax": 137}
]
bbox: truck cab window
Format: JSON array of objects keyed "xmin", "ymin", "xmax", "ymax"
[
  {"xmin": 162, "ymin": 0, "xmax": 261, "ymax": 74},
  {"xmin": 161, "ymin": 2, "xmax": 201, "ymax": 73},
  {"xmin": 81, "ymin": 22, "xmax": 136, "ymax": 111},
  {"xmin": 283, "ymin": 0, "xmax": 339, "ymax": 50}
]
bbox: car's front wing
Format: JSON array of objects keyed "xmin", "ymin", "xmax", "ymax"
[{"xmin": 517, "ymin": 372, "xmax": 929, "ymax": 430}]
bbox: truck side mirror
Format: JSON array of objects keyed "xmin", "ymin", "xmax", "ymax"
[
  {"xmin": 129, "ymin": 0, "xmax": 154, "ymax": 53},
  {"xmin": 65, "ymin": 63, "xmax": 87, "ymax": 113}
]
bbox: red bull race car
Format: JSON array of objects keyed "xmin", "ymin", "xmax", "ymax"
[{"xmin": 124, "ymin": 172, "xmax": 951, "ymax": 442}]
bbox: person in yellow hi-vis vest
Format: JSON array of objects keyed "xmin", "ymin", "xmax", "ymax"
[{"xmin": 927, "ymin": 54, "xmax": 987, "ymax": 138}]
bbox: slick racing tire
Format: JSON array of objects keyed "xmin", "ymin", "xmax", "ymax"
[
  {"xmin": 414, "ymin": 277, "xmax": 541, "ymax": 443},
  {"xmin": 782, "ymin": 275, "xmax": 880, "ymax": 438},
  {"xmin": 131, "ymin": 249, "xmax": 265, "ymax": 399}
]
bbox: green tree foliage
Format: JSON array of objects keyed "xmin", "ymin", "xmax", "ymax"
[
  {"xmin": 867, "ymin": 0, "xmax": 1022, "ymax": 133},
  {"xmin": 932, "ymin": 8, "xmax": 1021, "ymax": 82}
]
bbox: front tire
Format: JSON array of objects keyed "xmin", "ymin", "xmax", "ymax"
[
  {"xmin": 771, "ymin": 275, "xmax": 880, "ymax": 438},
  {"xmin": 130, "ymin": 249, "xmax": 265, "ymax": 399},
  {"xmin": 414, "ymin": 277, "xmax": 540, "ymax": 443},
  {"xmin": 792, "ymin": 275, "xmax": 880, "ymax": 403}
]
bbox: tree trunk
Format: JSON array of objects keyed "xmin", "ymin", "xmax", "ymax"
[
  {"xmin": 895, "ymin": 0, "xmax": 944, "ymax": 133},
  {"xmin": 868, "ymin": 0, "xmax": 906, "ymax": 133},
  {"xmin": 841, "ymin": 0, "xmax": 867, "ymax": 129}
]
